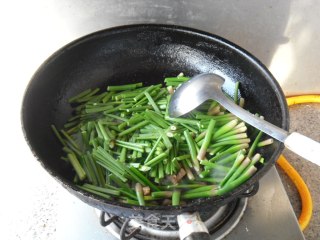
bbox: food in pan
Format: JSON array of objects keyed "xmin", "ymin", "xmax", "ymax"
[{"xmin": 51, "ymin": 74, "xmax": 273, "ymax": 206}]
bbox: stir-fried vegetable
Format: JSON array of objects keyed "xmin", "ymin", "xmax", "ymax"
[{"xmin": 51, "ymin": 73, "xmax": 273, "ymax": 206}]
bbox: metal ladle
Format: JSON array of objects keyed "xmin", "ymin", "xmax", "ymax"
[{"xmin": 168, "ymin": 73, "xmax": 320, "ymax": 166}]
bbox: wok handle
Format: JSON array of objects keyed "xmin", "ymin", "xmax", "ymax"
[
  {"xmin": 284, "ymin": 132, "xmax": 320, "ymax": 166},
  {"xmin": 177, "ymin": 212, "xmax": 210, "ymax": 240}
]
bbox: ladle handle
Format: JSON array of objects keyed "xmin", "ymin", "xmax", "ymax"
[
  {"xmin": 285, "ymin": 132, "xmax": 320, "ymax": 166},
  {"xmin": 214, "ymin": 91, "xmax": 320, "ymax": 165},
  {"xmin": 214, "ymin": 91, "xmax": 289, "ymax": 142}
]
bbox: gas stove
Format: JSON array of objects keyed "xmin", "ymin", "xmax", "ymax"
[
  {"xmin": 96, "ymin": 198, "xmax": 248, "ymax": 239},
  {"xmin": 55, "ymin": 166, "xmax": 305, "ymax": 240}
]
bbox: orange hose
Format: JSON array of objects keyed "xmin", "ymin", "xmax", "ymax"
[
  {"xmin": 275, "ymin": 94, "xmax": 320, "ymax": 230},
  {"xmin": 277, "ymin": 155, "xmax": 313, "ymax": 230},
  {"xmin": 287, "ymin": 95, "xmax": 320, "ymax": 106}
]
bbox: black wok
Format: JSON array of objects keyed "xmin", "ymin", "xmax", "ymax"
[{"xmin": 22, "ymin": 24, "xmax": 289, "ymax": 225}]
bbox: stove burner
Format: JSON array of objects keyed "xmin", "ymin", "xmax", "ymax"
[{"xmin": 97, "ymin": 198, "xmax": 247, "ymax": 240}]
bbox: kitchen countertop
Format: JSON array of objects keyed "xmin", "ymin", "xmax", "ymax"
[
  {"xmin": 1, "ymin": 0, "xmax": 320, "ymax": 239},
  {"xmin": 277, "ymin": 103, "xmax": 320, "ymax": 240}
]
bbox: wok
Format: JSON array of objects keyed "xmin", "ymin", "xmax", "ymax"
[{"xmin": 21, "ymin": 24, "xmax": 289, "ymax": 237}]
